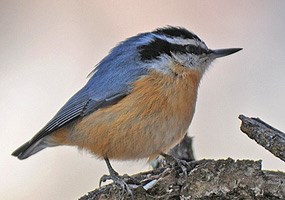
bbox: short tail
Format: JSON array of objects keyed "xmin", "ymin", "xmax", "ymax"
[{"xmin": 12, "ymin": 138, "xmax": 49, "ymax": 160}]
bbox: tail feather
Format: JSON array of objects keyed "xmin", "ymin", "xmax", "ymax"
[{"xmin": 12, "ymin": 138, "xmax": 49, "ymax": 160}]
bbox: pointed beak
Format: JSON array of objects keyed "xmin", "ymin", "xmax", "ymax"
[{"xmin": 210, "ymin": 48, "xmax": 242, "ymax": 59}]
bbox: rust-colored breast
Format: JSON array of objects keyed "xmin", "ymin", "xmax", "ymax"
[{"xmin": 51, "ymin": 64, "xmax": 202, "ymax": 161}]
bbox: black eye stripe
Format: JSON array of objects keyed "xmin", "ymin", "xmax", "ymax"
[
  {"xmin": 186, "ymin": 45, "xmax": 209, "ymax": 55},
  {"xmin": 139, "ymin": 38, "xmax": 209, "ymax": 61}
]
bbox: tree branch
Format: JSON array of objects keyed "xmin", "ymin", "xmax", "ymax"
[
  {"xmin": 239, "ymin": 115, "xmax": 285, "ymax": 162},
  {"xmin": 80, "ymin": 158, "xmax": 285, "ymax": 200}
]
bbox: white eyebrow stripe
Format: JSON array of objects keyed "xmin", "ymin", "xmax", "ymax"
[{"xmin": 153, "ymin": 34, "xmax": 208, "ymax": 49}]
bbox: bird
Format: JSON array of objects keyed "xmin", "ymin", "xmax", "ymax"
[{"xmin": 12, "ymin": 26, "xmax": 241, "ymax": 192}]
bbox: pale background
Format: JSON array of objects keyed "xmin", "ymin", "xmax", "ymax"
[{"xmin": 1, "ymin": 1, "xmax": 285, "ymax": 199}]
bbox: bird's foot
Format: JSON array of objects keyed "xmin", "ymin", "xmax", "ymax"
[
  {"xmin": 99, "ymin": 173, "xmax": 135, "ymax": 197},
  {"xmin": 161, "ymin": 153, "xmax": 192, "ymax": 176},
  {"xmin": 100, "ymin": 158, "xmax": 141, "ymax": 199}
]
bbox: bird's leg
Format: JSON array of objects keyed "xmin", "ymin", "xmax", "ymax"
[
  {"xmin": 99, "ymin": 158, "xmax": 138, "ymax": 197},
  {"xmin": 100, "ymin": 157, "xmax": 119, "ymax": 183},
  {"xmin": 160, "ymin": 153, "xmax": 191, "ymax": 175}
]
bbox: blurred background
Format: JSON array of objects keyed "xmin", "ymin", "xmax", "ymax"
[{"xmin": 1, "ymin": 1, "xmax": 285, "ymax": 199}]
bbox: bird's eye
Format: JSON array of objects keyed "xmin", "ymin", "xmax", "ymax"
[
  {"xmin": 186, "ymin": 45, "xmax": 207, "ymax": 55},
  {"xmin": 186, "ymin": 45, "xmax": 194, "ymax": 52}
]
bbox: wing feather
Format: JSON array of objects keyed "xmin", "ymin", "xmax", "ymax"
[{"xmin": 15, "ymin": 34, "xmax": 149, "ymax": 155}]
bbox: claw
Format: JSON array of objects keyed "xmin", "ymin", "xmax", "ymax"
[
  {"xmin": 161, "ymin": 153, "xmax": 190, "ymax": 176},
  {"xmin": 99, "ymin": 173, "xmax": 134, "ymax": 199},
  {"xmin": 99, "ymin": 174, "xmax": 111, "ymax": 187},
  {"xmin": 99, "ymin": 158, "xmax": 140, "ymax": 199}
]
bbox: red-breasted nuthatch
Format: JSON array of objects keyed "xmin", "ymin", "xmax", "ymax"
[{"xmin": 12, "ymin": 26, "xmax": 242, "ymax": 191}]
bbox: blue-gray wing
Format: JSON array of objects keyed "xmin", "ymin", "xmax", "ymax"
[
  {"xmin": 14, "ymin": 33, "xmax": 149, "ymax": 156},
  {"xmin": 31, "ymin": 84, "xmax": 131, "ymax": 143},
  {"xmin": 11, "ymin": 82, "xmax": 134, "ymax": 159},
  {"xmin": 28, "ymin": 68, "xmax": 146, "ymax": 144},
  {"xmin": 32, "ymin": 57, "xmax": 147, "ymax": 142}
]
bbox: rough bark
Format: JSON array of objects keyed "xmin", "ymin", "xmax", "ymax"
[
  {"xmin": 80, "ymin": 116, "xmax": 285, "ymax": 200},
  {"xmin": 80, "ymin": 159, "xmax": 285, "ymax": 200},
  {"xmin": 239, "ymin": 115, "xmax": 285, "ymax": 162}
]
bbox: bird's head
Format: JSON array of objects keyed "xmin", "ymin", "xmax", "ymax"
[
  {"xmin": 128, "ymin": 26, "xmax": 242, "ymax": 74},
  {"xmin": 94, "ymin": 26, "xmax": 242, "ymax": 81}
]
